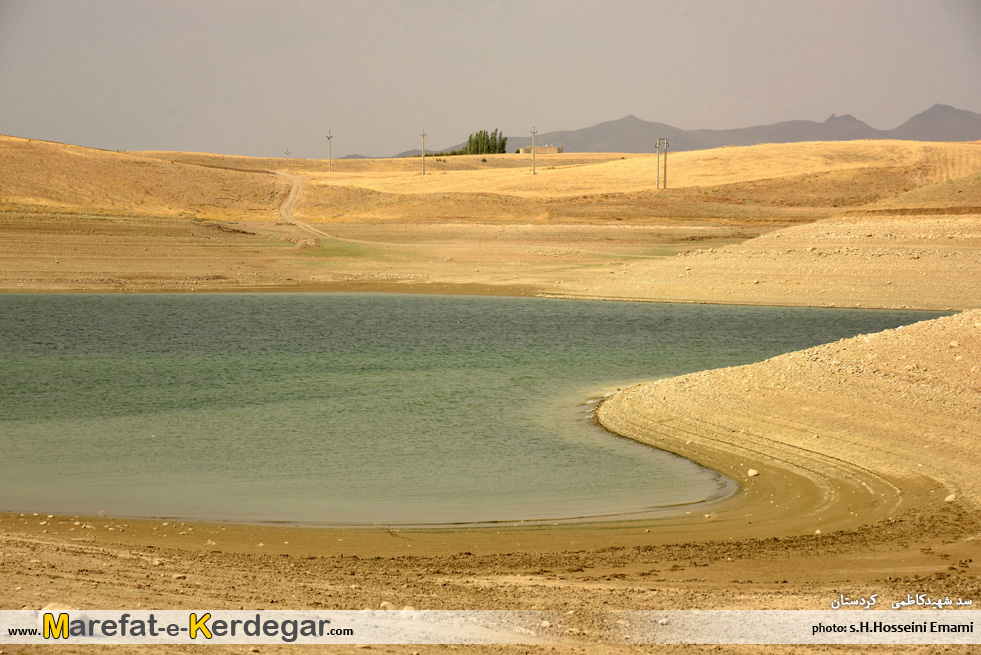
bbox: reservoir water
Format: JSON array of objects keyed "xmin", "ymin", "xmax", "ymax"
[{"xmin": 0, "ymin": 294, "xmax": 942, "ymax": 525}]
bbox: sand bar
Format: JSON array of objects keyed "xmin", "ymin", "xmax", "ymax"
[{"xmin": 598, "ymin": 309, "xmax": 981, "ymax": 537}]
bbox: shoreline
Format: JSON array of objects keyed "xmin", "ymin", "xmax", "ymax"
[
  {"xmin": 3, "ymin": 305, "xmax": 979, "ymax": 651},
  {"xmin": 0, "ymin": 293, "xmax": 950, "ymax": 540},
  {"xmin": 0, "ymin": 297, "xmax": 967, "ymax": 543},
  {"xmin": 596, "ymin": 308, "xmax": 981, "ymax": 541},
  {"xmin": 3, "ymin": 299, "xmax": 971, "ymax": 549}
]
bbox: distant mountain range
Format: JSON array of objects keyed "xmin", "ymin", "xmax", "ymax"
[{"xmin": 381, "ymin": 104, "xmax": 981, "ymax": 158}]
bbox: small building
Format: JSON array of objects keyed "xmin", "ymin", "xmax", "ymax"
[{"xmin": 519, "ymin": 145, "xmax": 563, "ymax": 154}]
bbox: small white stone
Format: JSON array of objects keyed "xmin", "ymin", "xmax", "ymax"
[
  {"xmin": 747, "ymin": 469, "xmax": 759, "ymax": 477},
  {"xmin": 944, "ymin": 494, "xmax": 957, "ymax": 503}
]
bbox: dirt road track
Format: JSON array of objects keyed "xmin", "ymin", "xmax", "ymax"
[{"xmin": 276, "ymin": 172, "xmax": 406, "ymax": 247}]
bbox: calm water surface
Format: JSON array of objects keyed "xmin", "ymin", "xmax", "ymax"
[{"xmin": 0, "ymin": 294, "xmax": 942, "ymax": 525}]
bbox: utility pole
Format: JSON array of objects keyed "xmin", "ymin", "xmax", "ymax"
[
  {"xmin": 325, "ymin": 132, "xmax": 333, "ymax": 173},
  {"xmin": 655, "ymin": 138, "xmax": 669, "ymax": 189},
  {"xmin": 420, "ymin": 131, "xmax": 426, "ymax": 175},
  {"xmin": 655, "ymin": 138, "xmax": 661, "ymax": 190},
  {"xmin": 531, "ymin": 127, "xmax": 537, "ymax": 175},
  {"xmin": 662, "ymin": 138, "xmax": 668, "ymax": 189},
  {"xmin": 284, "ymin": 148, "xmax": 291, "ymax": 172}
]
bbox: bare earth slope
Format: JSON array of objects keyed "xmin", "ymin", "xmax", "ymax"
[
  {"xmin": 598, "ymin": 309, "xmax": 981, "ymax": 535},
  {"xmin": 287, "ymin": 140, "xmax": 981, "ymax": 224},
  {"xmin": 556, "ymin": 212, "xmax": 981, "ymax": 310},
  {"xmin": 0, "ymin": 135, "xmax": 285, "ymax": 221},
  {"xmin": 4, "ymin": 136, "xmax": 981, "ymax": 296},
  {"xmin": 555, "ymin": 165, "xmax": 981, "ymax": 310}
]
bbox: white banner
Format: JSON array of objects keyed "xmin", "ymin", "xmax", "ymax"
[{"xmin": 2, "ymin": 609, "xmax": 977, "ymax": 645}]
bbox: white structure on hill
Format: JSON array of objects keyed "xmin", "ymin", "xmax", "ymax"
[{"xmin": 519, "ymin": 145, "xmax": 563, "ymax": 154}]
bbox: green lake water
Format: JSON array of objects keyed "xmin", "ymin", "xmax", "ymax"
[{"xmin": 0, "ymin": 294, "xmax": 942, "ymax": 525}]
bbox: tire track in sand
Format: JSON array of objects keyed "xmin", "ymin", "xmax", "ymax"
[{"xmin": 275, "ymin": 172, "xmax": 407, "ymax": 247}]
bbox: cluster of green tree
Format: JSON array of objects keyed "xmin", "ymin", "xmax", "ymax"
[
  {"xmin": 465, "ymin": 129, "xmax": 507, "ymax": 155},
  {"xmin": 411, "ymin": 129, "xmax": 509, "ymax": 157}
]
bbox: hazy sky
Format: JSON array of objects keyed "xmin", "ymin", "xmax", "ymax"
[{"xmin": 2, "ymin": 0, "xmax": 980, "ymax": 158}]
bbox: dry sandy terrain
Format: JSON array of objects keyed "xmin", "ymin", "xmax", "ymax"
[
  {"xmin": 553, "ymin": 166, "xmax": 981, "ymax": 310},
  {"xmin": 3, "ymin": 136, "xmax": 980, "ymax": 299},
  {"xmin": 556, "ymin": 212, "xmax": 981, "ymax": 310},
  {"xmin": 2, "ymin": 135, "xmax": 981, "ymax": 652}
]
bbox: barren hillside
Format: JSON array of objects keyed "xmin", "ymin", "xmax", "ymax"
[
  {"xmin": 135, "ymin": 140, "xmax": 981, "ymax": 224},
  {"xmin": 2, "ymin": 135, "xmax": 979, "ymax": 300},
  {"xmin": 555, "ymin": 164, "xmax": 981, "ymax": 311},
  {"xmin": 0, "ymin": 136, "xmax": 286, "ymax": 221}
]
